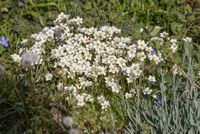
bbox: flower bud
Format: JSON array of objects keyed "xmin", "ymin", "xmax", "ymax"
[{"xmin": 63, "ymin": 116, "xmax": 74, "ymax": 127}]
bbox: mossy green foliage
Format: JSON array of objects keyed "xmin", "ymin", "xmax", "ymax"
[{"xmin": 0, "ymin": 0, "xmax": 200, "ymax": 38}]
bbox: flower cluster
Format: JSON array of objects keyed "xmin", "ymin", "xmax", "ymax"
[
  {"xmin": 75, "ymin": 93, "xmax": 94, "ymax": 107},
  {"xmin": 97, "ymin": 95, "xmax": 110, "ymax": 110},
  {"xmin": 170, "ymin": 39, "xmax": 178, "ymax": 53},
  {"xmin": 11, "ymin": 13, "xmax": 191, "ymax": 110},
  {"xmin": 125, "ymin": 88, "xmax": 136, "ymax": 99}
]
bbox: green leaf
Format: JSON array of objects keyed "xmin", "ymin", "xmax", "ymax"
[
  {"xmin": 184, "ymin": 4, "xmax": 192, "ymax": 13},
  {"xmin": 0, "ymin": 46, "xmax": 5, "ymax": 54},
  {"xmin": 50, "ymin": 83, "xmax": 55, "ymax": 90},
  {"xmin": 49, "ymin": 93, "xmax": 56, "ymax": 102},
  {"xmin": 30, "ymin": 3, "xmax": 59, "ymax": 9},
  {"xmin": 37, "ymin": 128, "xmax": 43, "ymax": 134},
  {"xmin": 84, "ymin": 1, "xmax": 92, "ymax": 10},
  {"xmin": 170, "ymin": 22, "xmax": 183, "ymax": 34},
  {"xmin": 153, "ymin": 40, "xmax": 162, "ymax": 50},
  {"xmin": 173, "ymin": 53, "xmax": 182, "ymax": 64},
  {"xmin": 1, "ymin": 7, "xmax": 8, "ymax": 13},
  {"xmin": 151, "ymin": 27, "xmax": 161, "ymax": 36}
]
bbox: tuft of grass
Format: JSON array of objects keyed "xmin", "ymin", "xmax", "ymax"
[{"xmin": 121, "ymin": 41, "xmax": 200, "ymax": 134}]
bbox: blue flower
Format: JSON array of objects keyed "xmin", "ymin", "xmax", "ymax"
[
  {"xmin": 18, "ymin": 44, "xmax": 24, "ymax": 48},
  {"xmin": 149, "ymin": 81, "xmax": 155, "ymax": 84},
  {"xmin": 154, "ymin": 98, "xmax": 163, "ymax": 106},
  {"xmin": 148, "ymin": 75, "xmax": 156, "ymax": 84},
  {"xmin": 151, "ymin": 50, "xmax": 158, "ymax": 55},
  {"xmin": 0, "ymin": 36, "xmax": 9, "ymax": 48}
]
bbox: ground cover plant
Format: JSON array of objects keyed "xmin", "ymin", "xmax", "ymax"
[{"xmin": 0, "ymin": 0, "xmax": 200, "ymax": 134}]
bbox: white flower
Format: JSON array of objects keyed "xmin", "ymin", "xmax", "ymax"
[
  {"xmin": 69, "ymin": 16, "xmax": 83, "ymax": 25},
  {"xmin": 11, "ymin": 54, "xmax": 22, "ymax": 63},
  {"xmin": 137, "ymin": 51, "xmax": 146, "ymax": 61},
  {"xmin": 45, "ymin": 73, "xmax": 53, "ymax": 81},
  {"xmin": 46, "ymin": 29, "xmax": 54, "ymax": 38},
  {"xmin": 57, "ymin": 82, "xmax": 63, "ymax": 90},
  {"xmin": 126, "ymin": 77, "xmax": 134, "ymax": 83},
  {"xmin": 85, "ymin": 94, "xmax": 94, "ymax": 102},
  {"xmin": 21, "ymin": 39, "xmax": 28, "ymax": 44},
  {"xmin": 130, "ymin": 88, "xmax": 136, "ymax": 94},
  {"xmin": 170, "ymin": 39, "xmax": 177, "ymax": 44},
  {"xmin": 76, "ymin": 94, "xmax": 85, "ymax": 107},
  {"xmin": 152, "ymin": 94, "xmax": 157, "ymax": 99},
  {"xmin": 137, "ymin": 40, "xmax": 147, "ymax": 50},
  {"xmin": 183, "ymin": 37, "xmax": 192, "ymax": 43},
  {"xmin": 134, "ymin": 69, "xmax": 142, "ymax": 77},
  {"xmin": 160, "ymin": 32, "xmax": 168, "ymax": 38},
  {"xmin": 111, "ymin": 84, "xmax": 121, "ymax": 93},
  {"xmin": 143, "ymin": 87, "xmax": 153, "ymax": 95},
  {"xmin": 155, "ymin": 26, "xmax": 161, "ymax": 30},
  {"xmin": 148, "ymin": 75, "xmax": 156, "ymax": 84},
  {"xmin": 125, "ymin": 93, "xmax": 133, "ymax": 99},
  {"xmin": 172, "ymin": 64, "xmax": 178, "ymax": 75},
  {"xmin": 116, "ymin": 58, "xmax": 126, "ymax": 68},
  {"xmin": 54, "ymin": 12, "xmax": 69, "ymax": 24},
  {"xmin": 127, "ymin": 48, "xmax": 136, "ymax": 59},
  {"xmin": 198, "ymin": 71, "xmax": 200, "ymax": 76},
  {"xmin": 97, "ymin": 95, "xmax": 109, "ymax": 110},
  {"xmin": 146, "ymin": 46, "xmax": 153, "ymax": 53},
  {"xmin": 170, "ymin": 45, "xmax": 178, "ymax": 53},
  {"xmin": 101, "ymin": 100, "xmax": 110, "ymax": 110},
  {"xmin": 140, "ymin": 28, "xmax": 144, "ymax": 33}
]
